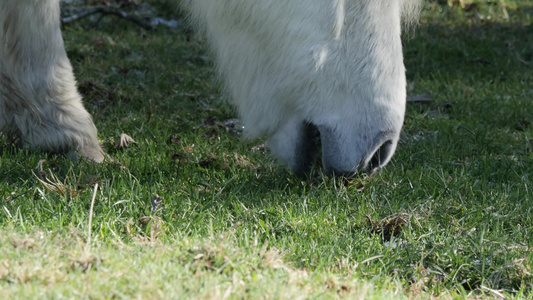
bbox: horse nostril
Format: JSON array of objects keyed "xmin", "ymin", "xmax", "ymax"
[{"xmin": 364, "ymin": 139, "xmax": 394, "ymax": 174}]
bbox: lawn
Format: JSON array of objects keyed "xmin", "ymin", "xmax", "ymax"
[{"xmin": 0, "ymin": 0, "xmax": 532, "ymax": 298}]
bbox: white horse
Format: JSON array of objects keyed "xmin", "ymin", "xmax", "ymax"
[{"xmin": 0, "ymin": 0, "xmax": 421, "ymax": 176}]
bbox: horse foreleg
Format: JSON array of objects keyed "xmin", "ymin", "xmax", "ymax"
[{"xmin": 0, "ymin": 0, "xmax": 105, "ymax": 162}]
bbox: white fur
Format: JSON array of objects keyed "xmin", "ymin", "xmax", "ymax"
[
  {"xmin": 0, "ymin": 0, "xmax": 105, "ymax": 162},
  {"xmin": 0, "ymin": 0, "xmax": 421, "ymax": 174},
  {"xmin": 185, "ymin": 0, "xmax": 421, "ymax": 175}
]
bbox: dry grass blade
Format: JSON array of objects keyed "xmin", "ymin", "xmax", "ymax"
[
  {"xmin": 115, "ymin": 133, "xmax": 136, "ymax": 149},
  {"xmin": 480, "ymin": 285, "xmax": 507, "ymax": 299},
  {"xmin": 32, "ymin": 170, "xmax": 78, "ymax": 197},
  {"xmin": 86, "ymin": 183, "xmax": 98, "ymax": 253}
]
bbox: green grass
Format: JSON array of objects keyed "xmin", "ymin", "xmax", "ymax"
[{"xmin": 1, "ymin": 0, "xmax": 532, "ymax": 298}]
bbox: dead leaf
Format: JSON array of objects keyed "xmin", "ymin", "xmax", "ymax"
[
  {"xmin": 180, "ymin": 145, "xmax": 195, "ymax": 153},
  {"xmin": 10, "ymin": 236, "xmax": 36, "ymax": 250},
  {"xmin": 69, "ymin": 252, "xmax": 100, "ymax": 272},
  {"xmin": 197, "ymin": 117, "xmax": 245, "ymax": 137},
  {"xmin": 223, "ymin": 118, "xmax": 245, "ymax": 135},
  {"xmin": 198, "ymin": 153, "xmax": 218, "ymax": 168},
  {"xmin": 226, "ymin": 152, "xmax": 258, "ymax": 170},
  {"xmin": 197, "ymin": 152, "xmax": 258, "ymax": 170},
  {"xmin": 368, "ymin": 212, "xmax": 410, "ymax": 241},
  {"xmin": 115, "ymin": 133, "xmax": 136, "ymax": 149},
  {"xmin": 463, "ymin": 3, "xmax": 478, "ymax": 11},
  {"xmin": 166, "ymin": 134, "xmax": 181, "ymax": 145},
  {"xmin": 150, "ymin": 194, "xmax": 163, "ymax": 213},
  {"xmin": 251, "ymin": 144, "xmax": 266, "ymax": 152},
  {"xmin": 139, "ymin": 216, "xmax": 151, "ymax": 225}
]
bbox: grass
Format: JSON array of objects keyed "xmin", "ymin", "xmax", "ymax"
[{"xmin": 1, "ymin": 0, "xmax": 532, "ymax": 298}]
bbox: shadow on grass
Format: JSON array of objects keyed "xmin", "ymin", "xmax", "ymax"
[{"xmin": 405, "ymin": 5, "xmax": 532, "ymax": 82}]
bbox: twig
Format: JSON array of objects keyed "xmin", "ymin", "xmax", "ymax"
[
  {"xmin": 86, "ymin": 183, "xmax": 99, "ymax": 253},
  {"xmin": 147, "ymin": 99, "xmax": 153, "ymax": 122},
  {"xmin": 407, "ymin": 94, "xmax": 435, "ymax": 103},
  {"xmin": 62, "ymin": 6, "xmax": 153, "ymax": 30}
]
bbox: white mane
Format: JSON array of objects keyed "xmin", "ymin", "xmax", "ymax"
[{"xmin": 402, "ymin": 0, "xmax": 423, "ymax": 29}]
